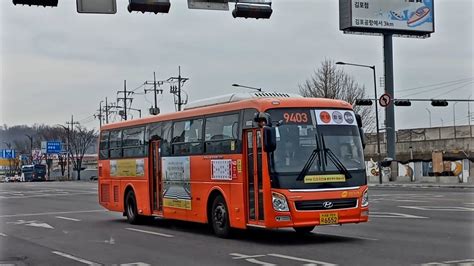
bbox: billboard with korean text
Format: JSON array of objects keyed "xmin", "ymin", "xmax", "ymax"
[{"xmin": 339, "ymin": 0, "xmax": 434, "ymax": 37}]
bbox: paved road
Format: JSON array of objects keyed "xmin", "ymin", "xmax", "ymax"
[{"xmin": 0, "ymin": 182, "xmax": 473, "ymax": 266}]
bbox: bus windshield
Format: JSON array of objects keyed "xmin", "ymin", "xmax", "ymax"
[{"xmin": 267, "ymin": 108, "xmax": 366, "ymax": 189}]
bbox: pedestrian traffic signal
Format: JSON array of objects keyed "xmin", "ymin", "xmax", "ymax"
[
  {"xmin": 128, "ymin": 0, "xmax": 170, "ymax": 14},
  {"xmin": 355, "ymin": 99, "xmax": 373, "ymax": 106},
  {"xmin": 12, "ymin": 0, "xmax": 58, "ymax": 7},
  {"xmin": 232, "ymin": 2, "xmax": 273, "ymax": 19},
  {"xmin": 393, "ymin": 100, "xmax": 411, "ymax": 106},
  {"xmin": 431, "ymin": 100, "xmax": 449, "ymax": 107}
]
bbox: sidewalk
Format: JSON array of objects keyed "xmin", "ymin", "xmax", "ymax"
[{"xmin": 369, "ymin": 181, "xmax": 474, "ymax": 189}]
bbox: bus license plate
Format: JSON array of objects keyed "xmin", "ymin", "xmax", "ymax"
[{"xmin": 320, "ymin": 213, "xmax": 338, "ymax": 225}]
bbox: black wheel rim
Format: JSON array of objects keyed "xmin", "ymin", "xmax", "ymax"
[
  {"xmin": 214, "ymin": 204, "xmax": 227, "ymax": 229},
  {"xmin": 127, "ymin": 196, "xmax": 135, "ymax": 219}
]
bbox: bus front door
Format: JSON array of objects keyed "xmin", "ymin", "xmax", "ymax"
[
  {"xmin": 150, "ymin": 140, "xmax": 163, "ymax": 215},
  {"xmin": 245, "ymin": 129, "xmax": 265, "ymax": 226}
]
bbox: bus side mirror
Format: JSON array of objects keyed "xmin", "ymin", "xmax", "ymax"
[
  {"xmin": 380, "ymin": 158, "xmax": 393, "ymax": 167},
  {"xmin": 263, "ymin": 126, "xmax": 276, "ymax": 152},
  {"xmin": 355, "ymin": 113, "xmax": 366, "ymax": 149},
  {"xmin": 359, "ymin": 127, "xmax": 366, "ymax": 149}
]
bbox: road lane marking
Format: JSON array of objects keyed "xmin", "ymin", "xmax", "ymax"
[
  {"xmin": 393, "ymin": 200, "xmax": 429, "ymax": 203},
  {"xmin": 0, "ymin": 192, "xmax": 96, "ymax": 199},
  {"xmin": 7, "ymin": 220, "xmax": 55, "ymax": 229},
  {"xmin": 246, "ymin": 258, "xmax": 276, "ymax": 266},
  {"xmin": 55, "ymin": 216, "xmax": 81, "ymax": 222},
  {"xmin": 0, "ymin": 233, "xmax": 7, "ymax": 237},
  {"xmin": 25, "ymin": 222, "xmax": 54, "ymax": 229},
  {"xmin": 231, "ymin": 253, "xmax": 267, "ymax": 259},
  {"xmin": 230, "ymin": 253, "xmax": 337, "ymax": 266},
  {"xmin": 443, "ymin": 259, "xmax": 474, "ymax": 263},
  {"xmin": 316, "ymin": 233, "xmax": 378, "ymax": 241},
  {"xmin": 230, "ymin": 254, "xmax": 275, "ymax": 266},
  {"xmin": 0, "ymin": 209, "xmax": 105, "ymax": 218},
  {"xmin": 421, "ymin": 258, "xmax": 474, "ymax": 265},
  {"xmin": 52, "ymin": 251, "xmax": 100, "ymax": 265},
  {"xmin": 370, "ymin": 212, "xmax": 428, "ymax": 219},
  {"xmin": 125, "ymin": 227, "xmax": 174, "ymax": 238},
  {"xmin": 268, "ymin": 254, "xmax": 337, "ymax": 266},
  {"xmin": 399, "ymin": 206, "xmax": 474, "ymax": 212}
]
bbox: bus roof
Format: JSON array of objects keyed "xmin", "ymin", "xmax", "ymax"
[{"xmin": 101, "ymin": 93, "xmax": 353, "ymax": 130}]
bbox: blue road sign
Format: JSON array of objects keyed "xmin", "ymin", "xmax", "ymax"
[
  {"xmin": 0, "ymin": 149, "xmax": 16, "ymax": 159},
  {"xmin": 46, "ymin": 141, "xmax": 62, "ymax": 154}
]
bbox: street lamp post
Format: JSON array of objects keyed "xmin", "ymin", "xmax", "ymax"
[
  {"xmin": 232, "ymin": 83, "xmax": 263, "ymax": 92},
  {"xmin": 425, "ymin": 108, "xmax": 432, "ymax": 128},
  {"xmin": 336, "ymin": 61, "xmax": 383, "ymax": 184}
]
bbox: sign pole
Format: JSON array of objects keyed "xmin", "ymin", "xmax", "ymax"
[{"xmin": 383, "ymin": 34, "xmax": 396, "ymax": 178}]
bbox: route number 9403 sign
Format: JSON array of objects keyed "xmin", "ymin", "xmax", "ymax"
[{"xmin": 283, "ymin": 112, "xmax": 308, "ymax": 123}]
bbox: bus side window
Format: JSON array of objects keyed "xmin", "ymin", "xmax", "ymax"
[
  {"xmin": 109, "ymin": 130, "xmax": 122, "ymax": 158},
  {"xmin": 123, "ymin": 126, "xmax": 145, "ymax": 158},
  {"xmin": 161, "ymin": 121, "xmax": 172, "ymax": 156},
  {"xmin": 242, "ymin": 108, "xmax": 259, "ymax": 129},
  {"xmin": 204, "ymin": 113, "xmax": 240, "ymax": 154},
  {"xmin": 172, "ymin": 119, "xmax": 203, "ymax": 155},
  {"xmin": 99, "ymin": 131, "xmax": 109, "ymax": 159}
]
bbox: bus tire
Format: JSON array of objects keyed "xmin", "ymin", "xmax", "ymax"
[
  {"xmin": 293, "ymin": 226, "xmax": 315, "ymax": 234},
  {"xmin": 125, "ymin": 190, "xmax": 140, "ymax": 224},
  {"xmin": 211, "ymin": 195, "xmax": 231, "ymax": 238}
]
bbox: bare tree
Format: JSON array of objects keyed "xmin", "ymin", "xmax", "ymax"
[
  {"xmin": 69, "ymin": 125, "xmax": 97, "ymax": 180},
  {"xmin": 299, "ymin": 59, "xmax": 375, "ymax": 131}
]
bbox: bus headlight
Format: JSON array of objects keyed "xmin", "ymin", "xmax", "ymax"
[
  {"xmin": 272, "ymin": 192, "xmax": 289, "ymax": 212},
  {"xmin": 361, "ymin": 190, "xmax": 369, "ymax": 207}
]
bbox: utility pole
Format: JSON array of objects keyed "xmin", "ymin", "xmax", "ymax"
[
  {"xmin": 144, "ymin": 72, "xmax": 164, "ymax": 114},
  {"xmin": 117, "ymin": 80, "xmax": 134, "ymax": 121},
  {"xmin": 453, "ymin": 102, "xmax": 459, "ymax": 139},
  {"xmin": 469, "ymin": 97, "xmax": 472, "ymax": 137},
  {"xmin": 95, "ymin": 100, "xmax": 104, "ymax": 127},
  {"xmin": 168, "ymin": 66, "xmax": 189, "ymax": 111},
  {"xmin": 103, "ymin": 97, "xmax": 113, "ymax": 124},
  {"xmin": 66, "ymin": 115, "xmax": 79, "ymax": 180}
]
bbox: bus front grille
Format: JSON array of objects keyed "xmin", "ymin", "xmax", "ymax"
[{"xmin": 294, "ymin": 198, "xmax": 357, "ymax": 211}]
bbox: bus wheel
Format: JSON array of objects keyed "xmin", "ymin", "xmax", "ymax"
[
  {"xmin": 211, "ymin": 195, "xmax": 231, "ymax": 238},
  {"xmin": 125, "ymin": 190, "xmax": 140, "ymax": 224},
  {"xmin": 293, "ymin": 226, "xmax": 315, "ymax": 234}
]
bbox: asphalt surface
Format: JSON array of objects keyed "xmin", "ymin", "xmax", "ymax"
[{"xmin": 0, "ymin": 182, "xmax": 473, "ymax": 266}]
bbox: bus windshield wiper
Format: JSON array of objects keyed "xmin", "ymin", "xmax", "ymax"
[
  {"xmin": 296, "ymin": 134, "xmax": 321, "ymax": 181},
  {"xmin": 321, "ymin": 133, "xmax": 352, "ymax": 179}
]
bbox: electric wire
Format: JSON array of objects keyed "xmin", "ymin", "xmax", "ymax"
[
  {"xmin": 399, "ymin": 80, "xmax": 473, "ymax": 98},
  {"xmin": 397, "ymin": 77, "xmax": 473, "ymax": 93}
]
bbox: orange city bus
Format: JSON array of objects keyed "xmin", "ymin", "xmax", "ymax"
[{"xmin": 98, "ymin": 92, "xmax": 369, "ymax": 237}]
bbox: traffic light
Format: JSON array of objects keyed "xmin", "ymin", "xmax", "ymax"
[
  {"xmin": 431, "ymin": 100, "xmax": 449, "ymax": 107},
  {"xmin": 355, "ymin": 99, "xmax": 373, "ymax": 106},
  {"xmin": 12, "ymin": 0, "xmax": 58, "ymax": 7},
  {"xmin": 393, "ymin": 99, "xmax": 411, "ymax": 106},
  {"xmin": 232, "ymin": 2, "xmax": 273, "ymax": 19},
  {"xmin": 128, "ymin": 0, "xmax": 171, "ymax": 14}
]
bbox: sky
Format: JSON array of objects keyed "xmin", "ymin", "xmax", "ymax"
[{"xmin": 1, "ymin": 0, "xmax": 473, "ymax": 131}]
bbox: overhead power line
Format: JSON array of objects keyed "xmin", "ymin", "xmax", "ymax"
[
  {"xmin": 431, "ymin": 82, "xmax": 473, "ymax": 98},
  {"xmin": 400, "ymin": 80, "xmax": 473, "ymax": 98},
  {"xmin": 397, "ymin": 77, "xmax": 473, "ymax": 93}
]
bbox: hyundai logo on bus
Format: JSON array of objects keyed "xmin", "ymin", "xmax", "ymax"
[{"xmin": 323, "ymin": 201, "xmax": 334, "ymax": 209}]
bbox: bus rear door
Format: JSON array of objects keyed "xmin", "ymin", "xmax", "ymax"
[{"xmin": 150, "ymin": 139, "xmax": 163, "ymax": 215}]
